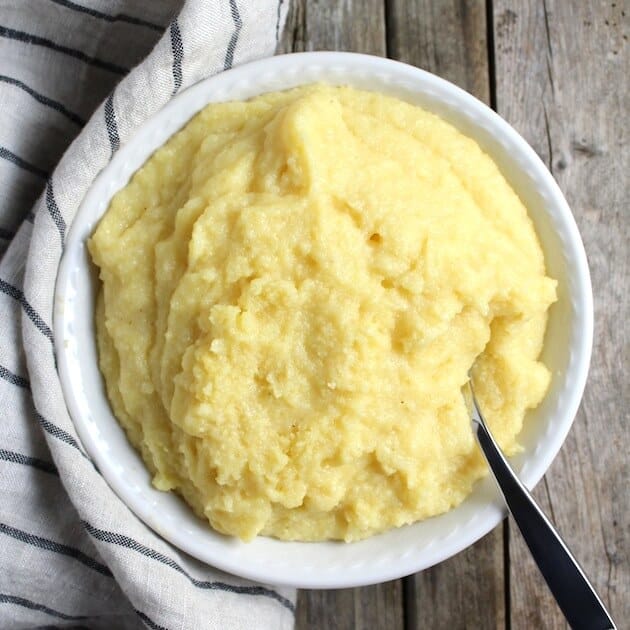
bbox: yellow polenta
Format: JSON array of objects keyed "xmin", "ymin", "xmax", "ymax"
[{"xmin": 89, "ymin": 85, "xmax": 557, "ymax": 542}]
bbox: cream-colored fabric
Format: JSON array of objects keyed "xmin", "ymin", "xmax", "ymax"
[{"xmin": 0, "ymin": 1, "xmax": 294, "ymax": 628}]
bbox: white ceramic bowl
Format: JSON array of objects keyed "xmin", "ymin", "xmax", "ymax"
[{"xmin": 54, "ymin": 52, "xmax": 593, "ymax": 589}]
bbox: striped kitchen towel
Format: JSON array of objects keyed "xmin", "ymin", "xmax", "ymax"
[{"xmin": 0, "ymin": 1, "xmax": 295, "ymax": 628}]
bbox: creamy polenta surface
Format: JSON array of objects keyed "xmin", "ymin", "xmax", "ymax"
[{"xmin": 89, "ymin": 85, "xmax": 557, "ymax": 542}]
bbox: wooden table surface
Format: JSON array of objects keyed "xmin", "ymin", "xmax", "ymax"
[{"xmin": 279, "ymin": 1, "xmax": 629, "ymax": 628}]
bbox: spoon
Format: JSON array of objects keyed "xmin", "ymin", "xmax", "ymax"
[{"xmin": 467, "ymin": 381, "xmax": 617, "ymax": 630}]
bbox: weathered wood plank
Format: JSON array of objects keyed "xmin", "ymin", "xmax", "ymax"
[
  {"xmin": 296, "ymin": 581, "xmax": 404, "ymax": 630},
  {"xmin": 493, "ymin": 0, "xmax": 629, "ymax": 627},
  {"xmin": 282, "ymin": 3, "xmax": 403, "ymax": 628},
  {"xmin": 386, "ymin": 0, "xmax": 491, "ymax": 103},
  {"xmin": 385, "ymin": 2, "xmax": 506, "ymax": 628},
  {"xmin": 404, "ymin": 530, "xmax": 506, "ymax": 630},
  {"xmin": 279, "ymin": 0, "xmax": 386, "ymax": 54}
]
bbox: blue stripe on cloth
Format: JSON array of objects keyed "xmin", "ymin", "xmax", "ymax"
[
  {"xmin": 0, "ymin": 449, "xmax": 58, "ymax": 475},
  {"xmin": 104, "ymin": 93, "xmax": 120, "ymax": 157},
  {"xmin": 0, "ymin": 25, "xmax": 128, "ymax": 75},
  {"xmin": 135, "ymin": 609, "xmax": 168, "ymax": 630},
  {"xmin": 83, "ymin": 521, "xmax": 296, "ymax": 613},
  {"xmin": 224, "ymin": 0, "xmax": 242, "ymax": 70},
  {"xmin": 0, "ymin": 278, "xmax": 54, "ymax": 342},
  {"xmin": 0, "ymin": 146, "xmax": 48, "ymax": 179},
  {"xmin": 0, "ymin": 593, "xmax": 91, "ymax": 621},
  {"xmin": 0, "ymin": 364, "xmax": 30, "ymax": 388},
  {"xmin": 47, "ymin": 0, "xmax": 164, "ymax": 32},
  {"xmin": 0, "ymin": 522, "xmax": 112, "ymax": 577},
  {"xmin": 35, "ymin": 412, "xmax": 91, "ymax": 461},
  {"xmin": 0, "ymin": 75, "xmax": 85, "ymax": 126},
  {"xmin": 169, "ymin": 19, "xmax": 183, "ymax": 96},
  {"xmin": 46, "ymin": 180, "xmax": 66, "ymax": 247}
]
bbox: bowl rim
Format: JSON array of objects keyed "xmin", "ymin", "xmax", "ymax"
[{"xmin": 54, "ymin": 51, "xmax": 593, "ymax": 588}]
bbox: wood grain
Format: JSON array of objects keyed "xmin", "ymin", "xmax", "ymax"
[
  {"xmin": 404, "ymin": 530, "xmax": 506, "ymax": 630},
  {"xmin": 282, "ymin": 3, "xmax": 403, "ymax": 628},
  {"xmin": 296, "ymin": 582, "xmax": 404, "ymax": 630},
  {"xmin": 279, "ymin": 0, "xmax": 386, "ymax": 54},
  {"xmin": 386, "ymin": 0, "xmax": 491, "ymax": 103},
  {"xmin": 493, "ymin": 0, "xmax": 629, "ymax": 627}
]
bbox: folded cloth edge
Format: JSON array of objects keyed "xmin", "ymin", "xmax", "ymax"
[{"xmin": 17, "ymin": 1, "xmax": 295, "ymax": 628}]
